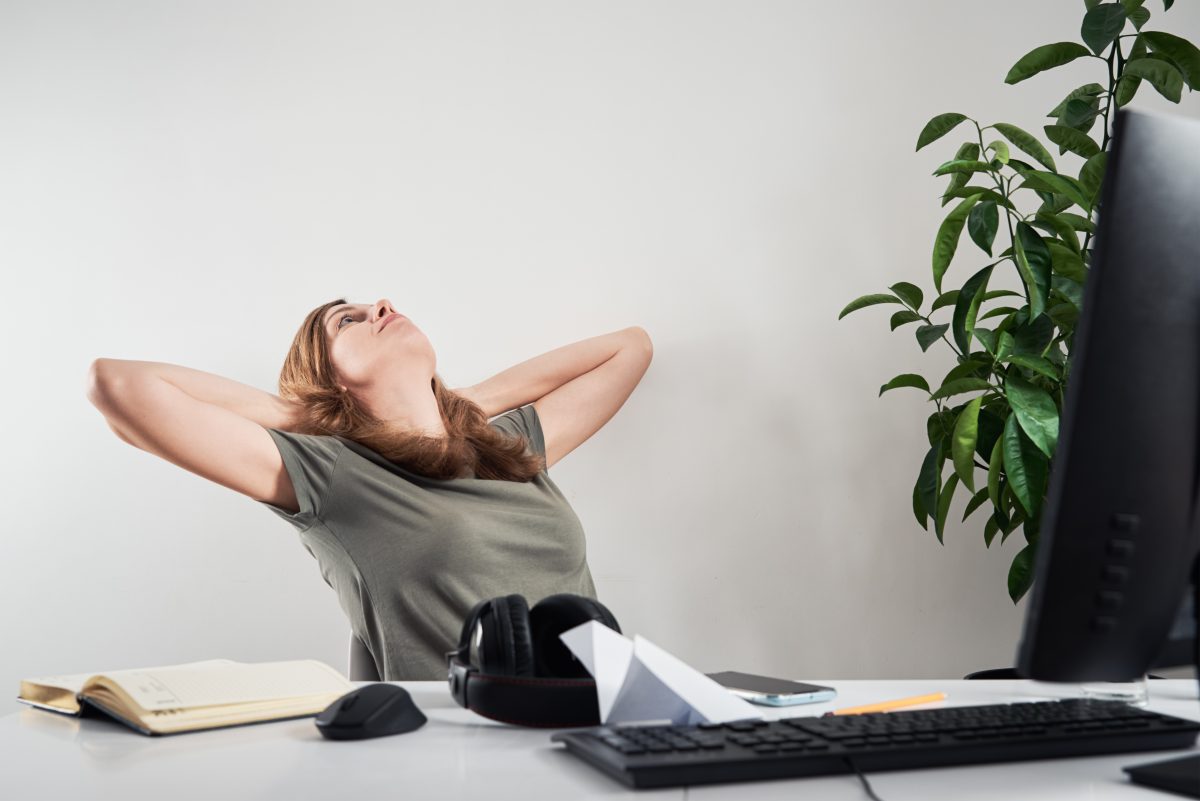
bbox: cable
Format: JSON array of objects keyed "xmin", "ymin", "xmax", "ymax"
[{"xmin": 843, "ymin": 757, "xmax": 885, "ymax": 801}]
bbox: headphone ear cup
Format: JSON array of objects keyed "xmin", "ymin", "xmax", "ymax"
[
  {"xmin": 528, "ymin": 594, "xmax": 622, "ymax": 678},
  {"xmin": 479, "ymin": 594, "xmax": 535, "ymax": 677},
  {"xmin": 456, "ymin": 598, "xmax": 492, "ymax": 668}
]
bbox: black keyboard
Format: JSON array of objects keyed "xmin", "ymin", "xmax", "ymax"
[{"xmin": 551, "ymin": 699, "xmax": 1200, "ymax": 789}]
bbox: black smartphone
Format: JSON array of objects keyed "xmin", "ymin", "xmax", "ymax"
[{"xmin": 706, "ymin": 671, "xmax": 837, "ymax": 706}]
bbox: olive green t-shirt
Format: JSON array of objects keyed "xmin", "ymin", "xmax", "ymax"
[{"xmin": 259, "ymin": 404, "xmax": 598, "ymax": 680}]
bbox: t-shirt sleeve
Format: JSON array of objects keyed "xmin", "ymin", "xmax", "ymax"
[
  {"xmin": 490, "ymin": 403, "xmax": 546, "ymax": 460},
  {"xmin": 260, "ymin": 428, "xmax": 343, "ymax": 526}
]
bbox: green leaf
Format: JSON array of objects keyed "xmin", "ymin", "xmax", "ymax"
[
  {"xmin": 940, "ymin": 186, "xmax": 1015, "ymax": 209},
  {"xmin": 996, "ymin": 331, "xmax": 1016, "ymax": 362},
  {"xmin": 916, "ymin": 323, "xmax": 950, "ymax": 352},
  {"xmin": 952, "ymin": 264, "xmax": 995, "ymax": 354},
  {"xmin": 1115, "ymin": 72, "xmax": 1143, "ymax": 105},
  {"xmin": 1047, "ymin": 83, "xmax": 1105, "ymax": 117},
  {"xmin": 1012, "ymin": 312, "xmax": 1055, "ymax": 356},
  {"xmin": 1123, "ymin": 57, "xmax": 1184, "ymax": 102},
  {"xmin": 890, "ymin": 309, "xmax": 923, "ymax": 330},
  {"xmin": 941, "ymin": 143, "xmax": 982, "ymax": 207},
  {"xmin": 942, "ymin": 358, "xmax": 990, "ymax": 385},
  {"xmin": 1005, "ymin": 42, "xmax": 1094, "ymax": 84},
  {"xmin": 912, "ymin": 481, "xmax": 928, "ymax": 530},
  {"xmin": 952, "ymin": 396, "xmax": 983, "ymax": 492},
  {"xmin": 975, "ymin": 407, "xmax": 1004, "ymax": 462},
  {"xmin": 992, "ymin": 123, "xmax": 1056, "ymax": 171},
  {"xmin": 1058, "ymin": 212, "xmax": 1095, "ymax": 232},
  {"xmin": 1002, "ymin": 413, "xmax": 1049, "ymax": 519},
  {"xmin": 916, "ymin": 113, "xmax": 970, "ymax": 151},
  {"xmin": 967, "ymin": 201, "xmax": 999, "ymax": 256},
  {"xmin": 1007, "ymin": 354, "xmax": 1060, "ymax": 381},
  {"xmin": 935, "ymin": 472, "xmax": 960, "ymax": 544},
  {"xmin": 984, "ymin": 515, "xmax": 1000, "ymax": 548},
  {"xmin": 1051, "ymin": 273, "xmax": 1085, "ymax": 309},
  {"xmin": 1129, "ymin": 5, "xmax": 1151, "ymax": 28},
  {"xmin": 1019, "ymin": 171, "xmax": 1091, "ymax": 211},
  {"xmin": 985, "ymin": 140, "xmax": 1010, "ymax": 165},
  {"xmin": 933, "ymin": 160, "xmax": 995, "ymax": 176},
  {"xmin": 879, "ymin": 373, "xmax": 930, "ymax": 397},
  {"xmin": 931, "ymin": 290, "xmax": 960, "ymax": 312},
  {"xmin": 838, "ymin": 293, "xmax": 902, "ymax": 320},
  {"xmin": 1048, "ymin": 301, "xmax": 1080, "ymax": 330},
  {"xmin": 927, "ymin": 409, "xmax": 955, "ymax": 447},
  {"xmin": 930, "ymin": 377, "xmax": 992, "ymax": 400},
  {"xmin": 1005, "ymin": 374, "xmax": 1060, "ymax": 457},
  {"xmin": 932, "ymin": 194, "xmax": 981, "ymax": 292},
  {"xmin": 1015, "ymin": 222, "xmax": 1053, "ymax": 318},
  {"xmin": 1048, "ymin": 240, "xmax": 1087, "ymax": 282},
  {"xmin": 1141, "ymin": 31, "xmax": 1200, "ymax": 89},
  {"xmin": 1008, "ymin": 545, "xmax": 1037, "ymax": 603},
  {"xmin": 963, "ymin": 487, "xmax": 990, "ymax": 521},
  {"xmin": 1081, "ymin": 3, "xmax": 1127, "ymax": 55},
  {"xmin": 1034, "ymin": 211, "xmax": 1082, "ymax": 254},
  {"xmin": 974, "ymin": 328, "xmax": 998, "ymax": 355},
  {"xmin": 918, "ymin": 444, "xmax": 942, "ymax": 531},
  {"xmin": 889, "ymin": 282, "xmax": 924, "ymax": 310},
  {"xmin": 979, "ymin": 305, "xmax": 1018, "ymax": 321},
  {"xmin": 1042, "ymin": 124, "xmax": 1101, "ymax": 158},
  {"xmin": 1078, "ymin": 152, "xmax": 1108, "ymax": 208},
  {"xmin": 1115, "ymin": 36, "xmax": 1149, "ymax": 106},
  {"xmin": 1165, "ymin": 0, "xmax": 1174, "ymax": 11},
  {"xmin": 987, "ymin": 436, "xmax": 1004, "ymax": 507},
  {"xmin": 1062, "ymin": 96, "xmax": 1101, "ymax": 134}
]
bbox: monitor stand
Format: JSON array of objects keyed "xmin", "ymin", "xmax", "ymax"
[{"xmin": 1123, "ymin": 556, "xmax": 1200, "ymax": 799}]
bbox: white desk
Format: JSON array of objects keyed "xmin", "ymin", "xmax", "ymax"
[{"xmin": 4, "ymin": 679, "xmax": 1198, "ymax": 800}]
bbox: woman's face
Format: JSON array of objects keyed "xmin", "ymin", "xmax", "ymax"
[{"xmin": 322, "ymin": 298, "xmax": 436, "ymax": 393}]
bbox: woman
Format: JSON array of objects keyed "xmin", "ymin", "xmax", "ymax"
[{"xmin": 86, "ymin": 297, "xmax": 653, "ymax": 679}]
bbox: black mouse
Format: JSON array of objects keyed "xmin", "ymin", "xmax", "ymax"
[{"xmin": 315, "ymin": 683, "xmax": 427, "ymax": 740}]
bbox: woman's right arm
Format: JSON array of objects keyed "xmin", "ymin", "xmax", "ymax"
[{"xmin": 86, "ymin": 359, "xmax": 303, "ymax": 513}]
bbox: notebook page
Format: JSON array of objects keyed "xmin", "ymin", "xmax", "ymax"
[
  {"xmin": 106, "ymin": 660, "xmax": 352, "ymax": 711},
  {"xmin": 24, "ymin": 660, "xmax": 235, "ymax": 695}
]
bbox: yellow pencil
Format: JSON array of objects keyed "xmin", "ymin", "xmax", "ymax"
[{"xmin": 830, "ymin": 692, "xmax": 948, "ymax": 716}]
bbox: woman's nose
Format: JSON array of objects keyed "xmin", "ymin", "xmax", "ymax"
[{"xmin": 373, "ymin": 299, "xmax": 394, "ymax": 320}]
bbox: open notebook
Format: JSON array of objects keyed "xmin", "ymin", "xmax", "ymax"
[{"xmin": 16, "ymin": 659, "xmax": 355, "ymax": 735}]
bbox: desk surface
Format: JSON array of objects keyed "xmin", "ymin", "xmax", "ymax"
[{"xmin": 4, "ymin": 679, "xmax": 1198, "ymax": 800}]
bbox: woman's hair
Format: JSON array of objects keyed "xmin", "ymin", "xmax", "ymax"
[{"xmin": 277, "ymin": 298, "xmax": 545, "ymax": 482}]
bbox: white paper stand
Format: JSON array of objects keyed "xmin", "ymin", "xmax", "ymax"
[{"xmin": 559, "ymin": 621, "xmax": 763, "ymax": 726}]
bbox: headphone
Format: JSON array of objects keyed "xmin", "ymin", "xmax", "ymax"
[{"xmin": 447, "ymin": 593, "xmax": 621, "ymax": 728}]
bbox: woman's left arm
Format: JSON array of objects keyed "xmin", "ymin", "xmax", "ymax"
[{"xmin": 456, "ymin": 327, "xmax": 653, "ymax": 469}]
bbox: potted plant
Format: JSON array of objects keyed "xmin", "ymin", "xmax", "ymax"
[{"xmin": 839, "ymin": 0, "xmax": 1199, "ymax": 602}]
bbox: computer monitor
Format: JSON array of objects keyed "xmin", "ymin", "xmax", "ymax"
[
  {"xmin": 1015, "ymin": 107, "xmax": 1200, "ymax": 685},
  {"xmin": 1154, "ymin": 582, "xmax": 1197, "ymax": 671}
]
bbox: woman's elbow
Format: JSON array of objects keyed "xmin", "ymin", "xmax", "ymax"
[
  {"xmin": 86, "ymin": 359, "xmax": 135, "ymax": 415},
  {"xmin": 625, "ymin": 327, "xmax": 653, "ymax": 362}
]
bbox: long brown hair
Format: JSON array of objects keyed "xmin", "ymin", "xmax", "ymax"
[{"xmin": 277, "ymin": 298, "xmax": 544, "ymax": 482}]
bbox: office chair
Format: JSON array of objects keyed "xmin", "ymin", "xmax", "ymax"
[{"xmin": 348, "ymin": 633, "xmax": 381, "ymax": 681}]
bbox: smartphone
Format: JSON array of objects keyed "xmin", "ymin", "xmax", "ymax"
[{"xmin": 706, "ymin": 671, "xmax": 837, "ymax": 707}]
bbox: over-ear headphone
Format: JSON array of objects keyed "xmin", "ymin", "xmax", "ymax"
[{"xmin": 447, "ymin": 593, "xmax": 621, "ymax": 728}]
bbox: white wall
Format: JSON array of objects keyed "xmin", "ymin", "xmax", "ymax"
[{"xmin": 3, "ymin": 0, "xmax": 1198, "ymax": 697}]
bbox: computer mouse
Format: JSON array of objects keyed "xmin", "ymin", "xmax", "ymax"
[{"xmin": 315, "ymin": 683, "xmax": 428, "ymax": 740}]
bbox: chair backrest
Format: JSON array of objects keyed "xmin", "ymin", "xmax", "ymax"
[{"xmin": 348, "ymin": 633, "xmax": 381, "ymax": 681}]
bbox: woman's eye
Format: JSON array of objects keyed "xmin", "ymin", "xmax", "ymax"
[{"xmin": 338, "ymin": 314, "xmax": 355, "ymax": 329}]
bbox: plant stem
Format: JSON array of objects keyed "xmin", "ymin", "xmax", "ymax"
[
  {"xmin": 1081, "ymin": 37, "xmax": 1122, "ymax": 264},
  {"xmin": 974, "ymin": 122, "xmax": 1022, "ymax": 313}
]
